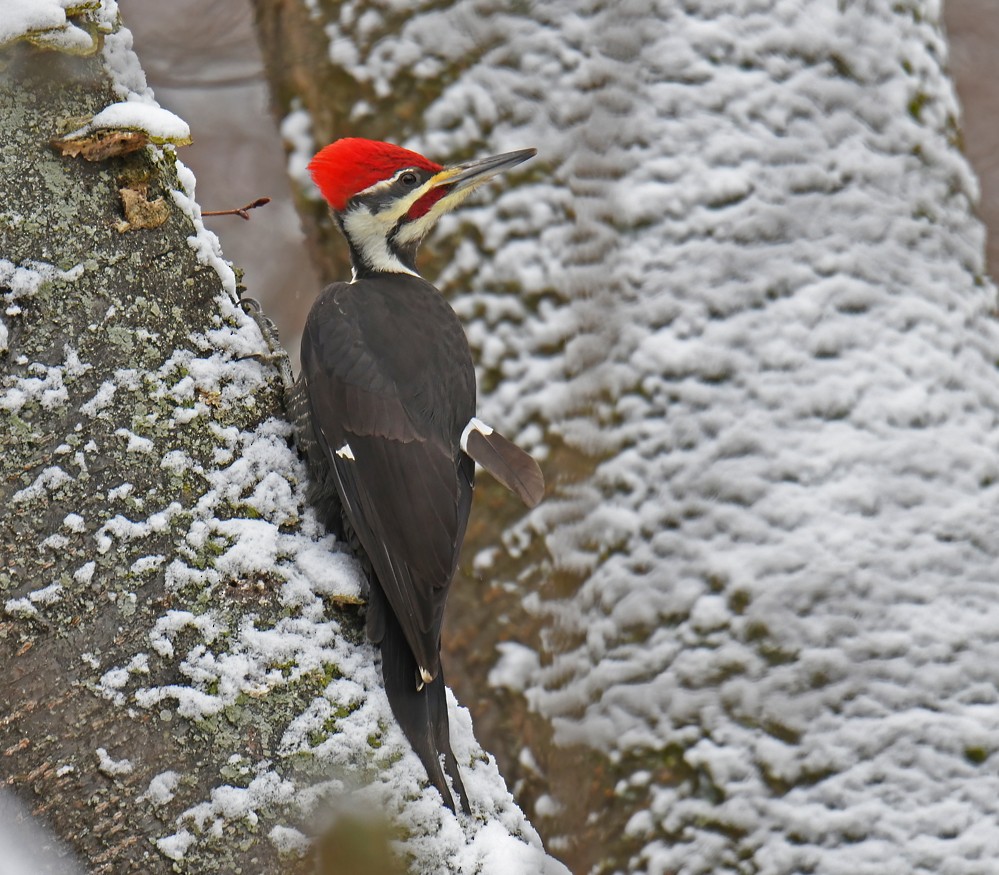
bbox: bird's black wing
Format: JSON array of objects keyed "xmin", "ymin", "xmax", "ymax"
[{"xmin": 299, "ymin": 279, "xmax": 474, "ymax": 681}]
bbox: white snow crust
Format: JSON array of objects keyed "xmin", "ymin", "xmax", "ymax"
[
  {"xmin": 310, "ymin": 0, "xmax": 999, "ymax": 872},
  {"xmin": 5, "ymin": 0, "xmax": 192, "ymax": 145},
  {"xmin": 95, "ymin": 747, "xmax": 134, "ymax": 777},
  {"xmin": 0, "ymin": 0, "xmax": 100, "ymax": 53},
  {"xmin": 85, "ymin": 101, "xmax": 190, "ymax": 142},
  {"xmin": 1, "ymin": 261, "xmax": 87, "ymax": 411},
  {"xmin": 140, "ymin": 770, "xmax": 180, "ymax": 806}
]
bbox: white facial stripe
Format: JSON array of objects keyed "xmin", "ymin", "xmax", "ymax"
[
  {"xmin": 343, "ymin": 167, "xmax": 467, "ymax": 273},
  {"xmin": 356, "ymin": 175, "xmax": 397, "ymax": 197},
  {"xmin": 394, "ymin": 185, "xmax": 474, "ymax": 247},
  {"xmin": 460, "ymin": 417, "xmax": 493, "ymax": 453},
  {"xmin": 342, "ymin": 207, "xmax": 418, "ymax": 276}
]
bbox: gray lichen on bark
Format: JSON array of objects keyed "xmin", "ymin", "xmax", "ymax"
[{"xmin": 0, "ymin": 30, "xmax": 338, "ymax": 875}]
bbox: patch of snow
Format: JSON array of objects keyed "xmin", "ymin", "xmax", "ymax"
[
  {"xmin": 160, "ymin": 450, "xmax": 192, "ymax": 473},
  {"xmin": 169, "ymin": 163, "xmax": 238, "ymax": 298},
  {"xmin": 291, "ymin": 540, "xmax": 365, "ymax": 604},
  {"xmin": 0, "ymin": 0, "xmax": 66, "ymax": 46},
  {"xmin": 180, "ymin": 769, "xmax": 295, "ymax": 835},
  {"xmin": 0, "ymin": 364, "xmax": 65, "ymax": 413},
  {"xmin": 11, "ymin": 466, "xmax": 72, "ymax": 504},
  {"xmin": 130, "ymin": 555, "xmax": 165, "ymax": 575},
  {"xmin": 280, "ymin": 104, "xmax": 318, "ymax": 196},
  {"xmin": 99, "ymin": 665, "xmax": 129, "ymax": 689},
  {"xmin": 533, "ymin": 794, "xmax": 562, "ymax": 819},
  {"xmin": 94, "ymin": 504, "xmax": 182, "ymax": 554},
  {"xmin": 0, "ymin": 0, "xmax": 99, "ymax": 53},
  {"xmin": 155, "ymin": 828, "xmax": 194, "ymax": 861},
  {"xmin": 62, "ymin": 346, "xmax": 90, "ymax": 377},
  {"xmin": 26, "ymin": 582, "xmax": 64, "ymax": 606},
  {"xmin": 452, "ymin": 820, "xmax": 569, "ymax": 875},
  {"xmin": 73, "ymin": 561, "xmax": 96, "ymax": 585},
  {"xmin": 268, "ymin": 824, "xmax": 310, "ymax": 855},
  {"xmin": 63, "ymin": 513, "xmax": 86, "ymax": 533},
  {"xmin": 114, "ymin": 427, "xmax": 154, "ymax": 454},
  {"xmin": 68, "ymin": 101, "xmax": 191, "ymax": 143},
  {"xmin": 488, "ymin": 642, "xmax": 540, "ymax": 694},
  {"xmin": 96, "ymin": 747, "xmax": 133, "ymax": 777},
  {"xmin": 141, "ymin": 771, "xmax": 180, "ymax": 807},
  {"xmin": 147, "ymin": 610, "xmax": 222, "ymax": 660},
  {"xmin": 40, "ymin": 533, "xmax": 69, "ymax": 551},
  {"xmin": 80, "ymin": 380, "xmax": 116, "ymax": 416},
  {"xmin": 106, "ymin": 483, "xmax": 134, "ymax": 501},
  {"xmin": 3, "ymin": 598, "xmax": 37, "ymax": 619}
]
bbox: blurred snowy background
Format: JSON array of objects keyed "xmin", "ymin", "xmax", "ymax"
[
  {"xmin": 119, "ymin": 0, "xmax": 999, "ymax": 870},
  {"xmin": 124, "ymin": 0, "xmax": 998, "ymax": 365}
]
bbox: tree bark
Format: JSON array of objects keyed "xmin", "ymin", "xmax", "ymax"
[
  {"xmin": 1, "ymin": 7, "xmax": 563, "ymax": 874},
  {"xmin": 252, "ymin": 1, "xmax": 999, "ymax": 872},
  {"xmin": 0, "ymin": 21, "xmax": 305, "ymax": 875}
]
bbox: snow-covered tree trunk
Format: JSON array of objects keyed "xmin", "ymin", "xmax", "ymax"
[
  {"xmin": 254, "ymin": 0, "xmax": 999, "ymax": 872},
  {"xmin": 0, "ymin": 5, "xmax": 566, "ymax": 873}
]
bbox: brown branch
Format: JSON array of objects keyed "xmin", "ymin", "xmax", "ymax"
[{"xmin": 202, "ymin": 196, "xmax": 271, "ymax": 220}]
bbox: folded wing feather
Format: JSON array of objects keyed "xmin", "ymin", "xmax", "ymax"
[{"xmin": 464, "ymin": 428, "xmax": 545, "ymax": 508}]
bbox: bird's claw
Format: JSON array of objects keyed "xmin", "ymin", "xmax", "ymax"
[{"xmin": 236, "ymin": 295, "xmax": 295, "ymax": 396}]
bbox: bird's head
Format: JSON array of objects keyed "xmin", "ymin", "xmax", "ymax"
[{"xmin": 308, "ymin": 138, "xmax": 536, "ymax": 278}]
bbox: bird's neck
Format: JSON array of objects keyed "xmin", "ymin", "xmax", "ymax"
[{"xmin": 338, "ymin": 211, "xmax": 421, "ymax": 280}]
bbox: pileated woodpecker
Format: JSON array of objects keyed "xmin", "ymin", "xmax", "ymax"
[{"xmin": 288, "ymin": 138, "xmax": 544, "ymax": 813}]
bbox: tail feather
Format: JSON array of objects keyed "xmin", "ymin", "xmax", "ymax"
[
  {"xmin": 464, "ymin": 429, "xmax": 544, "ymax": 508},
  {"xmin": 429, "ymin": 663, "xmax": 468, "ymax": 808},
  {"xmin": 378, "ymin": 601, "xmax": 470, "ymax": 814}
]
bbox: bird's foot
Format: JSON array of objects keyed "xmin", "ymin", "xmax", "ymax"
[{"xmin": 237, "ymin": 296, "xmax": 295, "ymax": 396}]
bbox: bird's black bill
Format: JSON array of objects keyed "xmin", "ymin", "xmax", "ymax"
[{"xmin": 441, "ymin": 148, "xmax": 537, "ymax": 194}]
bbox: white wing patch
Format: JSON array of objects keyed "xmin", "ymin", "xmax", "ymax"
[
  {"xmin": 335, "ymin": 443, "xmax": 356, "ymax": 461},
  {"xmin": 460, "ymin": 417, "xmax": 494, "ymax": 453}
]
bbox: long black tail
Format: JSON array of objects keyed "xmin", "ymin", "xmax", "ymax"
[{"xmin": 374, "ymin": 587, "xmax": 470, "ymax": 814}]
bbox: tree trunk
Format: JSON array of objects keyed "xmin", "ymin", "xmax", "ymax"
[
  {"xmin": 1, "ymin": 6, "xmax": 564, "ymax": 874},
  {"xmin": 252, "ymin": 0, "xmax": 999, "ymax": 872}
]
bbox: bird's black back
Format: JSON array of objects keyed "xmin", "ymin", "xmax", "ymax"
[{"xmin": 293, "ymin": 273, "xmax": 476, "ymax": 812}]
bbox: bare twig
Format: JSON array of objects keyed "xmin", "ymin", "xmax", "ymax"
[{"xmin": 202, "ymin": 197, "xmax": 271, "ymax": 220}]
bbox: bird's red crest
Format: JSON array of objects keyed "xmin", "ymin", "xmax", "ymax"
[{"xmin": 308, "ymin": 138, "xmax": 443, "ymax": 211}]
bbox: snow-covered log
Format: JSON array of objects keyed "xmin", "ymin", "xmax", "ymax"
[
  {"xmin": 0, "ymin": 3, "xmax": 567, "ymax": 873},
  {"xmin": 255, "ymin": 0, "xmax": 999, "ymax": 871}
]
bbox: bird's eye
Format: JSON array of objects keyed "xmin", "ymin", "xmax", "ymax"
[{"xmin": 400, "ymin": 171, "xmax": 418, "ymax": 186}]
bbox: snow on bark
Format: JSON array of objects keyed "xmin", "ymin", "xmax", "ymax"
[
  {"xmin": 1, "ymin": 3, "xmax": 567, "ymax": 872},
  {"xmin": 303, "ymin": 0, "xmax": 999, "ymax": 871}
]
